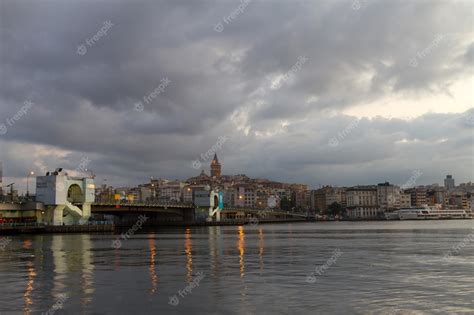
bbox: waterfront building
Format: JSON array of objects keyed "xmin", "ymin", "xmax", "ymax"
[
  {"xmin": 193, "ymin": 190, "xmax": 211, "ymax": 207},
  {"xmin": 399, "ymin": 193, "xmax": 412, "ymax": 208},
  {"xmin": 210, "ymin": 154, "xmax": 222, "ymax": 178},
  {"xmin": 444, "ymin": 175, "xmax": 455, "ymax": 191},
  {"xmin": 457, "ymin": 182, "xmax": 474, "ymax": 193},
  {"xmin": 114, "ymin": 187, "xmax": 135, "ymax": 202},
  {"xmin": 293, "ymin": 189, "xmax": 311, "ymax": 210},
  {"xmin": 157, "ymin": 180, "xmax": 183, "ymax": 203},
  {"xmin": 186, "ymin": 170, "xmax": 212, "ymax": 186},
  {"xmin": 95, "ymin": 184, "xmax": 115, "ymax": 203},
  {"xmin": 311, "ymin": 186, "xmax": 346, "ymax": 213},
  {"xmin": 234, "ymin": 184, "xmax": 256, "ymax": 208},
  {"xmin": 405, "ymin": 187, "xmax": 427, "ymax": 207},
  {"xmin": 346, "ymin": 185, "xmax": 378, "ymax": 219},
  {"xmin": 446, "ymin": 191, "xmax": 470, "ymax": 210},
  {"xmin": 0, "ymin": 161, "xmax": 3, "ymax": 198},
  {"xmin": 311, "ymin": 187, "xmax": 329, "ymax": 212},
  {"xmin": 182, "ymin": 185, "xmax": 193, "ymax": 203},
  {"xmin": 222, "ymin": 186, "xmax": 236, "ymax": 207},
  {"xmin": 139, "ymin": 185, "xmax": 152, "ymax": 202},
  {"xmin": 426, "ymin": 187, "xmax": 446, "ymax": 206},
  {"xmin": 377, "ymin": 182, "xmax": 400, "ymax": 211}
]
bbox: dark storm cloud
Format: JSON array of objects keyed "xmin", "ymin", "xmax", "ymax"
[{"xmin": 0, "ymin": 0, "xmax": 473, "ymax": 190}]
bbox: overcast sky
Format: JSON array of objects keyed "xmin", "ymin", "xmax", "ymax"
[{"xmin": 0, "ymin": 0, "xmax": 473, "ymax": 191}]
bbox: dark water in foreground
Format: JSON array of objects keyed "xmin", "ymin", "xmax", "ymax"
[{"xmin": 0, "ymin": 221, "xmax": 473, "ymax": 315}]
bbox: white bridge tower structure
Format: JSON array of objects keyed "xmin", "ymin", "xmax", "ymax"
[
  {"xmin": 208, "ymin": 190, "xmax": 222, "ymax": 222},
  {"xmin": 36, "ymin": 170, "xmax": 95, "ymax": 225}
]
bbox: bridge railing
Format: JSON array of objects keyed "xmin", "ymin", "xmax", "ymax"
[
  {"xmin": 222, "ymin": 207, "xmax": 309, "ymax": 217},
  {"xmin": 92, "ymin": 202, "xmax": 195, "ymax": 208},
  {"xmin": 0, "ymin": 222, "xmax": 45, "ymax": 228}
]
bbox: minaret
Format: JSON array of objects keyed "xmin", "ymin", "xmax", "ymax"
[{"xmin": 210, "ymin": 154, "xmax": 221, "ymax": 178}]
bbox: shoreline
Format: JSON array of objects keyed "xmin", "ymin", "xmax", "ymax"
[
  {"xmin": 0, "ymin": 218, "xmax": 310, "ymax": 235},
  {"xmin": 1, "ymin": 217, "xmax": 472, "ymax": 235}
]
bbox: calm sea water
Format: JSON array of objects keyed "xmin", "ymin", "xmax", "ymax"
[{"xmin": 0, "ymin": 221, "xmax": 473, "ymax": 315}]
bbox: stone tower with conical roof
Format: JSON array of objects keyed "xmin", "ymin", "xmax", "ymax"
[{"xmin": 210, "ymin": 154, "xmax": 221, "ymax": 178}]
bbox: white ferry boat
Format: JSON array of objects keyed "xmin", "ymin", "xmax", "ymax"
[{"xmin": 391, "ymin": 207, "xmax": 472, "ymax": 220}]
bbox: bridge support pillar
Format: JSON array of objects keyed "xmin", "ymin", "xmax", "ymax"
[
  {"xmin": 79, "ymin": 203, "xmax": 91, "ymax": 224},
  {"xmin": 41, "ymin": 205, "xmax": 65, "ymax": 226}
]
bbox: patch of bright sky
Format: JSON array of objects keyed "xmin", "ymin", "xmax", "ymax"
[{"xmin": 343, "ymin": 77, "xmax": 473, "ymax": 119}]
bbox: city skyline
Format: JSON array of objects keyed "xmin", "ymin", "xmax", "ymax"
[
  {"xmin": 0, "ymin": 1, "xmax": 473, "ymax": 191},
  {"xmin": 0, "ymin": 154, "xmax": 472, "ymax": 194}
]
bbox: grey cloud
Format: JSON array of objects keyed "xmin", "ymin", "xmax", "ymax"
[{"xmin": 0, "ymin": 0, "xmax": 473, "ymax": 191}]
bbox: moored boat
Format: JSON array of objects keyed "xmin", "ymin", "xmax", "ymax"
[{"xmin": 388, "ymin": 207, "xmax": 472, "ymax": 220}]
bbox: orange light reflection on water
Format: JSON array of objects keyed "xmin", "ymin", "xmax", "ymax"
[
  {"xmin": 149, "ymin": 236, "xmax": 158, "ymax": 295},
  {"xmin": 185, "ymin": 228, "xmax": 193, "ymax": 283},
  {"xmin": 238, "ymin": 226, "xmax": 245, "ymax": 278},
  {"xmin": 23, "ymin": 261, "xmax": 36, "ymax": 314},
  {"xmin": 258, "ymin": 228, "xmax": 264, "ymax": 273}
]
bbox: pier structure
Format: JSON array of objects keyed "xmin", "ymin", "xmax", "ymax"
[
  {"xmin": 35, "ymin": 171, "xmax": 95, "ymax": 225},
  {"xmin": 208, "ymin": 190, "xmax": 223, "ymax": 222}
]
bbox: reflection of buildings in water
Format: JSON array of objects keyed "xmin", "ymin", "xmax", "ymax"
[
  {"xmin": 114, "ymin": 240, "xmax": 121, "ymax": 271},
  {"xmin": 258, "ymin": 228, "xmax": 265, "ymax": 273},
  {"xmin": 237, "ymin": 226, "xmax": 249, "ymax": 311},
  {"xmin": 237, "ymin": 226, "xmax": 245, "ymax": 279},
  {"xmin": 51, "ymin": 235, "xmax": 95, "ymax": 308},
  {"xmin": 52, "ymin": 235, "xmax": 67, "ymax": 294},
  {"xmin": 184, "ymin": 228, "xmax": 193, "ymax": 283},
  {"xmin": 288, "ymin": 224, "xmax": 294, "ymax": 266},
  {"xmin": 148, "ymin": 236, "xmax": 158, "ymax": 295},
  {"xmin": 81, "ymin": 235, "xmax": 94, "ymax": 306},
  {"xmin": 23, "ymin": 260, "xmax": 36, "ymax": 315},
  {"xmin": 208, "ymin": 226, "xmax": 222, "ymax": 278}
]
